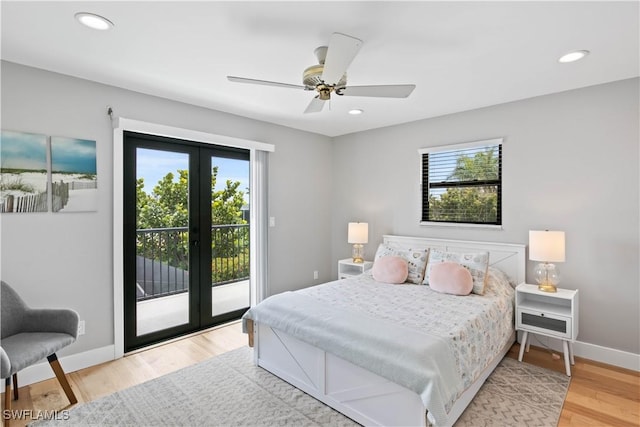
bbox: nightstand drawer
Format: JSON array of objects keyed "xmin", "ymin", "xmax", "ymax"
[{"xmin": 516, "ymin": 308, "xmax": 572, "ymax": 339}]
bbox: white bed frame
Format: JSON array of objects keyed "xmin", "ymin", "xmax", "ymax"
[{"xmin": 248, "ymin": 236, "xmax": 526, "ymax": 427}]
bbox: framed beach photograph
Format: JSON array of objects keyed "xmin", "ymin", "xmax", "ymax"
[
  {"xmin": 50, "ymin": 136, "xmax": 98, "ymax": 212},
  {"xmin": 0, "ymin": 130, "xmax": 49, "ymax": 213}
]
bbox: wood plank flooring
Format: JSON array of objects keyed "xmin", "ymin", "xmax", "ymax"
[
  {"xmin": 2, "ymin": 321, "xmax": 638, "ymax": 426},
  {"xmin": 505, "ymin": 345, "xmax": 639, "ymax": 427}
]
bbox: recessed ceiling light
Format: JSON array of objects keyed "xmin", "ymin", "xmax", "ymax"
[
  {"xmin": 558, "ymin": 50, "xmax": 589, "ymax": 63},
  {"xmin": 75, "ymin": 12, "xmax": 114, "ymax": 30},
  {"xmin": 348, "ymin": 109, "xmax": 363, "ymax": 115}
]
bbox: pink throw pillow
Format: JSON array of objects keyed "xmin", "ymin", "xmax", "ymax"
[
  {"xmin": 372, "ymin": 256, "xmax": 409, "ymax": 284},
  {"xmin": 429, "ymin": 262, "xmax": 473, "ymax": 295}
]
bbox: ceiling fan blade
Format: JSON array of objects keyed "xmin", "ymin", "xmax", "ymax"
[
  {"xmin": 339, "ymin": 84, "xmax": 416, "ymax": 98},
  {"xmin": 304, "ymin": 96, "xmax": 326, "ymax": 114},
  {"xmin": 321, "ymin": 33, "xmax": 363, "ymax": 86},
  {"xmin": 227, "ymin": 76, "xmax": 306, "ymax": 90}
]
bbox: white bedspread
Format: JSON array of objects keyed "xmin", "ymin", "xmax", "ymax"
[{"xmin": 242, "ymin": 267, "xmax": 514, "ymax": 426}]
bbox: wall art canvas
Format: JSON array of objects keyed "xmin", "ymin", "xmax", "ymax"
[
  {"xmin": 0, "ymin": 130, "xmax": 98, "ymax": 213},
  {"xmin": 51, "ymin": 136, "xmax": 98, "ymax": 212},
  {"xmin": 0, "ymin": 130, "xmax": 49, "ymax": 213}
]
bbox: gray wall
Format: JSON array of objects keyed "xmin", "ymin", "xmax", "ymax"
[
  {"xmin": 0, "ymin": 61, "xmax": 333, "ymax": 355},
  {"xmin": 2, "ymin": 60, "xmax": 638, "ymax": 359},
  {"xmin": 331, "ymin": 78, "xmax": 640, "ymax": 354}
]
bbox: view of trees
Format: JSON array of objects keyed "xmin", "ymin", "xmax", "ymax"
[
  {"xmin": 137, "ymin": 166, "xmax": 249, "ymax": 283},
  {"xmin": 427, "ymin": 147, "xmax": 500, "ymax": 224}
]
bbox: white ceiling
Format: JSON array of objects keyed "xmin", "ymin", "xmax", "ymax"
[{"xmin": 2, "ymin": 1, "xmax": 638, "ymax": 137}]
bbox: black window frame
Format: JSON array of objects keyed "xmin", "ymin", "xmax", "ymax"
[{"xmin": 420, "ymin": 138, "xmax": 503, "ymax": 226}]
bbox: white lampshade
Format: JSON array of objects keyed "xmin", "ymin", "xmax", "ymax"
[
  {"xmin": 529, "ymin": 230, "xmax": 565, "ymax": 262},
  {"xmin": 348, "ymin": 222, "xmax": 368, "ymax": 244}
]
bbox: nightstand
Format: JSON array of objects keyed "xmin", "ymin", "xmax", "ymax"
[
  {"xmin": 515, "ymin": 283, "xmax": 579, "ymax": 376},
  {"xmin": 338, "ymin": 258, "xmax": 373, "ymax": 279}
]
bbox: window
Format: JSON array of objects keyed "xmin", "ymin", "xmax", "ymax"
[{"xmin": 420, "ymin": 138, "xmax": 502, "ymax": 226}]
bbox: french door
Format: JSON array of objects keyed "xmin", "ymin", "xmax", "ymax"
[{"xmin": 123, "ymin": 131, "xmax": 250, "ymax": 352}]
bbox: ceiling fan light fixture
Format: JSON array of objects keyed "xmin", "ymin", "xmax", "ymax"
[
  {"xmin": 558, "ymin": 50, "xmax": 589, "ymax": 63},
  {"xmin": 75, "ymin": 12, "xmax": 114, "ymax": 30},
  {"xmin": 348, "ymin": 109, "xmax": 363, "ymax": 115},
  {"xmin": 227, "ymin": 32, "xmax": 416, "ymax": 114}
]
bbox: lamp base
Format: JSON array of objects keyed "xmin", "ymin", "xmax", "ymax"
[
  {"xmin": 537, "ymin": 282, "xmax": 558, "ymax": 293},
  {"xmin": 352, "ymin": 244, "xmax": 364, "ymax": 263},
  {"xmin": 534, "ymin": 262, "xmax": 560, "ymax": 293}
]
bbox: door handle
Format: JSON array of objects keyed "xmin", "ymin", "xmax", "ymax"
[{"xmin": 191, "ymin": 226, "xmax": 199, "ymax": 246}]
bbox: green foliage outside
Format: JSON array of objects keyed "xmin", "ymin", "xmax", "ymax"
[
  {"xmin": 428, "ymin": 147, "xmax": 500, "ymax": 224},
  {"xmin": 137, "ymin": 166, "xmax": 249, "ymax": 283}
]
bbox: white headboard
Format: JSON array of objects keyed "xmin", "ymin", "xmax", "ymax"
[{"xmin": 382, "ymin": 235, "xmax": 526, "ymax": 285}]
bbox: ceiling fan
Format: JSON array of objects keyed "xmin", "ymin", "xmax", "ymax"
[{"xmin": 227, "ymin": 32, "xmax": 416, "ymax": 114}]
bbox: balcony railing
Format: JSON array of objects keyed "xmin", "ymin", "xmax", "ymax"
[{"xmin": 136, "ymin": 224, "xmax": 249, "ymax": 301}]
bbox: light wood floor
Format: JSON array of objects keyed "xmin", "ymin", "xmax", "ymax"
[{"xmin": 2, "ymin": 321, "xmax": 638, "ymax": 426}]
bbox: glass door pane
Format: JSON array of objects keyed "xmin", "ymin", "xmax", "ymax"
[
  {"xmin": 135, "ymin": 148, "xmax": 190, "ymax": 336},
  {"xmin": 209, "ymin": 156, "xmax": 250, "ymax": 318},
  {"xmin": 124, "ymin": 131, "xmax": 250, "ymax": 352}
]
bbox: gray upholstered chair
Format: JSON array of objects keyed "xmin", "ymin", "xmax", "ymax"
[{"xmin": 1, "ymin": 281, "xmax": 79, "ymax": 423}]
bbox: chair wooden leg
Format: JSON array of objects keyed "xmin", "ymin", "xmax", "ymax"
[
  {"xmin": 4, "ymin": 377, "xmax": 11, "ymax": 427},
  {"xmin": 11, "ymin": 375, "xmax": 17, "ymax": 401},
  {"xmin": 47, "ymin": 354, "xmax": 77, "ymax": 405},
  {"xmin": 246, "ymin": 318, "xmax": 254, "ymax": 347}
]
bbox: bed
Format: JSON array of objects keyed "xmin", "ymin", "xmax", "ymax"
[{"xmin": 242, "ymin": 235, "xmax": 525, "ymax": 426}]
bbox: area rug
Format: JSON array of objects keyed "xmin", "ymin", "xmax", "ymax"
[
  {"xmin": 454, "ymin": 357, "xmax": 570, "ymax": 426},
  {"xmin": 34, "ymin": 347, "xmax": 570, "ymax": 426}
]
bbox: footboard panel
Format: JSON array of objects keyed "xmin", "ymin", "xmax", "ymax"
[
  {"xmin": 256, "ymin": 323, "xmax": 427, "ymax": 427},
  {"xmin": 257, "ymin": 323, "xmax": 325, "ymax": 392}
]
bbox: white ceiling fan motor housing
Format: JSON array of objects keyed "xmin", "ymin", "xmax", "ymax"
[{"xmin": 303, "ymin": 46, "xmax": 347, "ymax": 89}]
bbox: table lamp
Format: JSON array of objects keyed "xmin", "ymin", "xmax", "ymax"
[
  {"xmin": 348, "ymin": 222, "xmax": 368, "ymax": 263},
  {"xmin": 529, "ymin": 230, "xmax": 565, "ymax": 293}
]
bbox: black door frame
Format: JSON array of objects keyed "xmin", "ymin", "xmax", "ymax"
[{"xmin": 123, "ymin": 131, "xmax": 249, "ymax": 352}]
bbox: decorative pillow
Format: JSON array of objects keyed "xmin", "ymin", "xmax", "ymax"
[
  {"xmin": 424, "ymin": 249, "xmax": 489, "ymax": 295},
  {"xmin": 372, "ymin": 256, "xmax": 409, "ymax": 284},
  {"xmin": 374, "ymin": 244, "xmax": 429, "ymax": 284},
  {"xmin": 429, "ymin": 262, "xmax": 473, "ymax": 295}
]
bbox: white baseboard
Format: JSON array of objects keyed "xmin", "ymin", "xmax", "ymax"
[
  {"xmin": 518, "ymin": 331, "xmax": 640, "ymax": 372},
  {"xmin": 17, "ymin": 345, "xmax": 115, "ymax": 387},
  {"xmin": 572, "ymin": 341, "xmax": 640, "ymax": 371}
]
